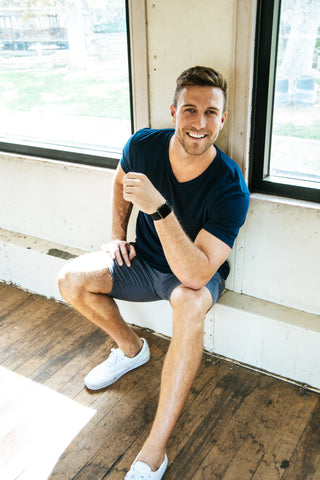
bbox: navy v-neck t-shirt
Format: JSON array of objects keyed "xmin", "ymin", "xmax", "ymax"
[{"xmin": 121, "ymin": 128, "xmax": 250, "ymax": 280}]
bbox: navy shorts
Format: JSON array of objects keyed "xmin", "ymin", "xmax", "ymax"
[{"xmin": 107, "ymin": 255, "xmax": 225, "ymax": 305}]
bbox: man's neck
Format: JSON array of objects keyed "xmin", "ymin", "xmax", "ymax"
[{"xmin": 168, "ymin": 134, "xmax": 217, "ymax": 183}]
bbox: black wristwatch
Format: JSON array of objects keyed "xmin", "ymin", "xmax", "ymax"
[{"xmin": 150, "ymin": 200, "xmax": 172, "ymax": 221}]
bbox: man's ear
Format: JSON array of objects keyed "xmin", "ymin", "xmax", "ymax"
[
  {"xmin": 170, "ymin": 104, "xmax": 176, "ymax": 124},
  {"xmin": 220, "ymin": 111, "xmax": 227, "ymax": 130}
]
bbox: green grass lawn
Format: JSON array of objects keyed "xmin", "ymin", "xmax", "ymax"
[
  {"xmin": 0, "ymin": 67, "xmax": 130, "ymax": 118},
  {"xmin": 0, "ymin": 34, "xmax": 130, "ymax": 120},
  {"xmin": 273, "ymin": 118, "xmax": 320, "ymax": 141}
]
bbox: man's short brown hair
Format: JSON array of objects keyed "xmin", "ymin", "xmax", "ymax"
[{"xmin": 173, "ymin": 66, "xmax": 227, "ymax": 112}]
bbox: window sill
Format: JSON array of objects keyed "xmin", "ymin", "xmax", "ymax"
[
  {"xmin": 250, "ymin": 192, "xmax": 320, "ymax": 211},
  {"xmin": 0, "ymin": 149, "xmax": 118, "ymax": 175}
]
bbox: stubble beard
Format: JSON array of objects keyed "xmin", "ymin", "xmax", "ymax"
[{"xmin": 177, "ymin": 130, "xmax": 218, "ymax": 157}]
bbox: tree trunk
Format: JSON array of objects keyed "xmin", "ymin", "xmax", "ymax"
[
  {"xmin": 278, "ymin": 0, "xmax": 320, "ymax": 91},
  {"xmin": 66, "ymin": 1, "xmax": 89, "ymax": 70}
]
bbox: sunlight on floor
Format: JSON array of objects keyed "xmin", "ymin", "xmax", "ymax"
[{"xmin": 0, "ymin": 366, "xmax": 96, "ymax": 480}]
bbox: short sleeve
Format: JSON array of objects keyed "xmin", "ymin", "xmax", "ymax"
[
  {"xmin": 204, "ymin": 193, "xmax": 250, "ymax": 248},
  {"xmin": 120, "ymin": 135, "xmax": 133, "ymax": 173}
]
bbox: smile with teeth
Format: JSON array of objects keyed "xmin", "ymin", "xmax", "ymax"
[{"xmin": 187, "ymin": 132, "xmax": 206, "ymax": 139}]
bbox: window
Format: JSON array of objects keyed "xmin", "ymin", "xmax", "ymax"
[
  {"xmin": 250, "ymin": 0, "xmax": 320, "ymax": 203},
  {"xmin": 0, "ymin": 0, "xmax": 133, "ymax": 168}
]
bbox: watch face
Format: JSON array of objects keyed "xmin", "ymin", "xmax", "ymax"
[
  {"xmin": 158, "ymin": 202, "xmax": 172, "ymax": 218},
  {"xmin": 150, "ymin": 201, "xmax": 172, "ymax": 220}
]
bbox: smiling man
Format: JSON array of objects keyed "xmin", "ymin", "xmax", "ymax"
[{"xmin": 58, "ymin": 66, "xmax": 250, "ymax": 480}]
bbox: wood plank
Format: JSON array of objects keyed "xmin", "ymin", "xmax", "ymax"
[
  {"xmin": 215, "ymin": 381, "xmax": 301, "ymax": 480},
  {"xmin": 281, "ymin": 400, "xmax": 320, "ymax": 480},
  {"xmin": 0, "ymin": 300, "xmax": 66, "ymax": 361},
  {"xmin": 0, "ymin": 283, "xmax": 30, "ymax": 312},
  {"xmin": 167, "ymin": 366, "xmax": 263, "ymax": 479},
  {"xmin": 0, "ymin": 289, "xmax": 55, "ymax": 336},
  {"xmin": 2, "ymin": 309, "xmax": 87, "ymax": 374},
  {"xmin": 251, "ymin": 390, "xmax": 318, "ymax": 479}
]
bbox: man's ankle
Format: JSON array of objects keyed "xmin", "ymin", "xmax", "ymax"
[
  {"xmin": 123, "ymin": 337, "xmax": 144, "ymax": 358},
  {"xmin": 138, "ymin": 444, "xmax": 166, "ymax": 471}
]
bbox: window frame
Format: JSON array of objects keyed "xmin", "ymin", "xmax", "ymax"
[
  {"xmin": 250, "ymin": 0, "xmax": 320, "ymax": 204},
  {"xmin": 0, "ymin": 0, "xmax": 149, "ymax": 169}
]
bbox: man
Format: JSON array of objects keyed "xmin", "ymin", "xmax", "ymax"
[{"xmin": 58, "ymin": 66, "xmax": 250, "ymax": 480}]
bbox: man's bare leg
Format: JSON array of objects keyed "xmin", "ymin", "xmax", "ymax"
[
  {"xmin": 58, "ymin": 251, "xmax": 142, "ymax": 357},
  {"xmin": 137, "ymin": 284, "xmax": 212, "ymax": 471},
  {"xmin": 59, "ymin": 254, "xmax": 212, "ymax": 470}
]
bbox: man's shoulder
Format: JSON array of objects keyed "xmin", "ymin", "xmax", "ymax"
[
  {"xmin": 121, "ymin": 128, "xmax": 174, "ymax": 172},
  {"xmin": 215, "ymin": 147, "xmax": 250, "ymax": 196},
  {"xmin": 216, "ymin": 146, "xmax": 241, "ymax": 173}
]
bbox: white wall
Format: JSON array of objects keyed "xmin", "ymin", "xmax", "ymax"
[
  {"xmin": 146, "ymin": 0, "xmax": 235, "ymax": 156},
  {"xmin": 0, "ymin": 154, "xmax": 114, "ymax": 251},
  {"xmin": 226, "ymin": 196, "xmax": 319, "ymax": 315}
]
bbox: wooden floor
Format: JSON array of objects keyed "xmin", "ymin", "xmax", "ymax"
[{"xmin": 1, "ymin": 283, "xmax": 320, "ymax": 480}]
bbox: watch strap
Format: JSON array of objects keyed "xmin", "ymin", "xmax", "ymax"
[{"xmin": 150, "ymin": 201, "xmax": 172, "ymax": 220}]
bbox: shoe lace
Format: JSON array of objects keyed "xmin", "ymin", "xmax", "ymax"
[{"xmin": 105, "ymin": 347, "xmax": 125, "ymax": 367}]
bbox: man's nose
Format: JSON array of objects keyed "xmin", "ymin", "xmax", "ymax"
[{"xmin": 192, "ymin": 113, "xmax": 206, "ymax": 129}]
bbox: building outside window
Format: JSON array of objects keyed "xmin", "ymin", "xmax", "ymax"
[
  {"xmin": 0, "ymin": 0, "xmax": 132, "ymax": 168},
  {"xmin": 250, "ymin": 0, "xmax": 320, "ymax": 203}
]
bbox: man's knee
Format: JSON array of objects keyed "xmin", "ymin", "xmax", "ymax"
[
  {"xmin": 170, "ymin": 285, "xmax": 212, "ymax": 330},
  {"xmin": 58, "ymin": 259, "xmax": 85, "ymax": 303},
  {"xmin": 58, "ymin": 251, "xmax": 114, "ymax": 302}
]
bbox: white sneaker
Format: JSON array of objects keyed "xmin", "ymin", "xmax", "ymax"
[
  {"xmin": 125, "ymin": 453, "xmax": 168, "ymax": 480},
  {"xmin": 84, "ymin": 338, "xmax": 150, "ymax": 390}
]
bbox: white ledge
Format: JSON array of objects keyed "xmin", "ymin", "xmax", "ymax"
[
  {"xmin": 0, "ymin": 150, "xmax": 117, "ymax": 174},
  {"xmin": 250, "ymin": 192, "xmax": 320, "ymax": 211}
]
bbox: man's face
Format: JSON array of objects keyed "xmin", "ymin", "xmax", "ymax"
[{"xmin": 170, "ymin": 85, "xmax": 227, "ymax": 156}]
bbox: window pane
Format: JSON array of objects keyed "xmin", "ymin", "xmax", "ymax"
[
  {"xmin": 270, "ymin": 0, "xmax": 320, "ymax": 184},
  {"xmin": 0, "ymin": 0, "xmax": 131, "ymax": 158}
]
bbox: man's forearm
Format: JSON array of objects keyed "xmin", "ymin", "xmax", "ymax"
[
  {"xmin": 104, "ymin": 170, "xmax": 136, "ymax": 267},
  {"xmin": 111, "ymin": 171, "xmax": 133, "ymax": 241},
  {"xmin": 154, "ymin": 212, "xmax": 214, "ymax": 290}
]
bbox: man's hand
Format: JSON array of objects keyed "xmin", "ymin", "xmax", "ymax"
[
  {"xmin": 122, "ymin": 172, "xmax": 165, "ymax": 214},
  {"xmin": 101, "ymin": 240, "xmax": 136, "ymax": 267}
]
